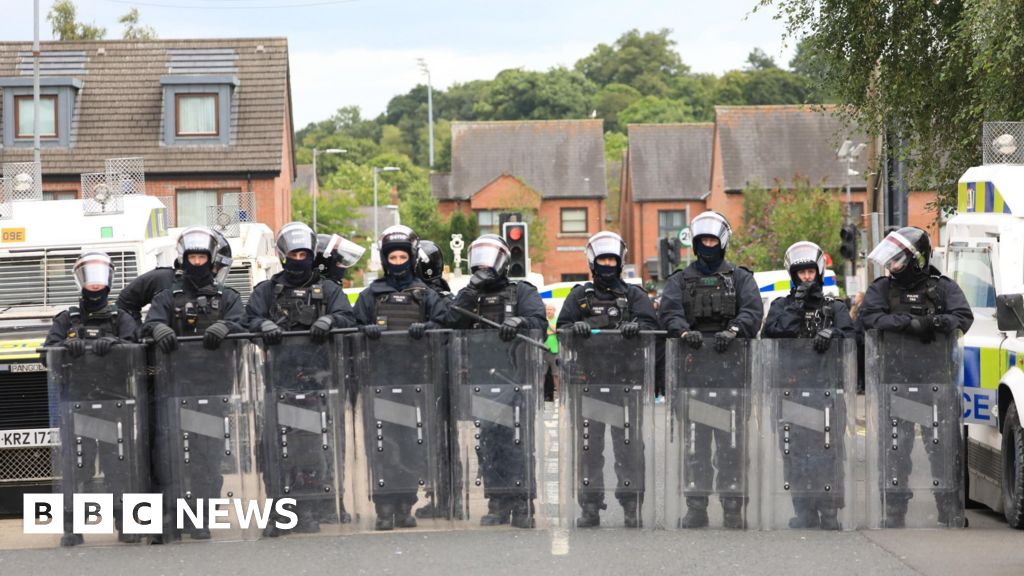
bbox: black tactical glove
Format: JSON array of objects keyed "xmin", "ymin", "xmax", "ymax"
[
  {"xmin": 408, "ymin": 322, "xmax": 427, "ymax": 340},
  {"xmin": 931, "ymin": 314, "xmax": 954, "ymax": 334},
  {"xmin": 682, "ymin": 330, "xmax": 704, "ymax": 350},
  {"xmin": 620, "ymin": 321, "xmax": 640, "ymax": 339},
  {"xmin": 92, "ymin": 336, "xmax": 117, "ymax": 357},
  {"xmin": 572, "ymin": 321, "xmax": 592, "ymax": 338},
  {"xmin": 793, "ymin": 282, "xmax": 812, "ymax": 303},
  {"xmin": 812, "ymin": 328, "xmax": 834, "ymax": 354},
  {"xmin": 310, "ymin": 315, "xmax": 333, "ymax": 344},
  {"xmin": 362, "ymin": 324, "xmax": 382, "ymax": 341},
  {"xmin": 469, "ymin": 268, "xmax": 499, "ymax": 290},
  {"xmin": 152, "ymin": 323, "xmax": 178, "ymax": 354},
  {"xmin": 714, "ymin": 328, "xmax": 738, "ymax": 353},
  {"xmin": 203, "ymin": 321, "xmax": 230, "ymax": 350},
  {"xmin": 260, "ymin": 320, "xmax": 283, "ymax": 346},
  {"xmin": 65, "ymin": 338, "xmax": 86, "ymax": 358},
  {"xmin": 907, "ymin": 316, "xmax": 935, "ymax": 344},
  {"xmin": 499, "ymin": 316, "xmax": 525, "ymax": 342}
]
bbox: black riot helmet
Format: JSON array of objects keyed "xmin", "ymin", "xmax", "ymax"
[
  {"xmin": 784, "ymin": 241, "xmax": 826, "ymax": 286},
  {"xmin": 468, "ymin": 234, "xmax": 511, "ymax": 277},
  {"xmin": 378, "ymin": 225, "xmax": 419, "ymax": 261},
  {"xmin": 868, "ymin": 226, "xmax": 931, "ymax": 285},
  {"xmin": 73, "ymin": 251, "xmax": 115, "ymax": 290},
  {"xmin": 276, "ymin": 221, "xmax": 317, "ymax": 261},
  {"xmin": 316, "ymin": 233, "xmax": 365, "ymax": 282},
  {"xmin": 176, "ymin": 226, "xmax": 233, "ymax": 287},
  {"xmin": 417, "ymin": 239, "xmax": 445, "ymax": 281},
  {"xmin": 690, "ymin": 210, "xmax": 732, "ymax": 270},
  {"xmin": 585, "ymin": 231, "xmax": 627, "ymax": 272}
]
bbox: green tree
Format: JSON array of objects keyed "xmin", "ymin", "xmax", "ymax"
[
  {"xmin": 618, "ymin": 95, "xmax": 694, "ymax": 125},
  {"xmin": 715, "ymin": 69, "xmax": 810, "ymax": 106},
  {"xmin": 574, "ymin": 28, "xmax": 689, "ymax": 97},
  {"xmin": 47, "ymin": 0, "xmax": 105, "ymax": 40},
  {"xmin": 119, "ymin": 7, "xmax": 156, "ymax": 40},
  {"xmin": 729, "ymin": 178, "xmax": 845, "ymax": 274},
  {"xmin": 478, "ymin": 67, "xmax": 597, "ymax": 121},
  {"xmin": 788, "ymin": 35, "xmax": 834, "ymax": 102},
  {"xmin": 745, "ymin": 48, "xmax": 779, "ymax": 71},
  {"xmin": 757, "ymin": 0, "xmax": 1024, "ymax": 209},
  {"xmin": 670, "ymin": 73, "xmax": 719, "ymax": 122},
  {"xmin": 594, "ymin": 83, "xmax": 642, "ymax": 133}
]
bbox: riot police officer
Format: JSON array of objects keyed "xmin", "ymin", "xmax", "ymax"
[
  {"xmin": 659, "ymin": 210, "xmax": 763, "ymax": 529},
  {"xmin": 116, "ymin": 264, "xmax": 177, "ymax": 323},
  {"xmin": 353, "ymin": 225, "xmax": 449, "ymax": 530},
  {"xmin": 45, "ymin": 251, "xmax": 139, "ymax": 546},
  {"xmin": 142, "ymin": 226, "xmax": 245, "ymax": 539},
  {"xmin": 417, "ymin": 239, "xmax": 453, "ymax": 299},
  {"xmin": 762, "ymin": 241, "xmax": 856, "ymax": 530},
  {"xmin": 861, "ymin": 226, "xmax": 973, "ymax": 527},
  {"xmin": 316, "ymin": 232, "xmax": 366, "ymax": 285},
  {"xmin": 246, "ymin": 221, "xmax": 357, "ymax": 534},
  {"xmin": 557, "ymin": 231, "xmax": 658, "ymax": 528},
  {"xmin": 448, "ymin": 234, "xmax": 547, "ymax": 528}
]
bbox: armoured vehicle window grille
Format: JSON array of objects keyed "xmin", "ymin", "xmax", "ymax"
[
  {"xmin": 0, "ymin": 250, "xmax": 138, "ymax": 309},
  {"xmin": 948, "ymin": 245, "xmax": 996, "ymax": 308},
  {"xmin": 224, "ymin": 263, "xmax": 252, "ymax": 300},
  {"xmin": 0, "ymin": 447, "xmax": 56, "ymax": 483},
  {"xmin": 0, "ymin": 368, "xmax": 49, "ymax": 429}
]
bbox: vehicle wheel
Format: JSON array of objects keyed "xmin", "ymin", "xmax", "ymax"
[{"xmin": 1002, "ymin": 402, "xmax": 1024, "ymax": 529}]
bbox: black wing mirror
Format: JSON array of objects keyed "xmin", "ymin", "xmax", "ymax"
[{"xmin": 996, "ymin": 293, "xmax": 1024, "ymax": 334}]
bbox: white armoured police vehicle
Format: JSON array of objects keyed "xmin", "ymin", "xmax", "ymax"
[
  {"xmin": 0, "ymin": 194, "xmax": 278, "ymax": 514},
  {"xmin": 948, "ymin": 128, "xmax": 1024, "ymax": 528}
]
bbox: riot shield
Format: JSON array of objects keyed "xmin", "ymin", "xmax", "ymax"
[
  {"xmin": 664, "ymin": 338, "xmax": 755, "ymax": 529},
  {"xmin": 257, "ymin": 333, "xmax": 348, "ymax": 536},
  {"xmin": 758, "ymin": 338, "xmax": 856, "ymax": 530},
  {"xmin": 349, "ymin": 331, "xmax": 449, "ymax": 532},
  {"xmin": 49, "ymin": 343, "xmax": 148, "ymax": 547},
  {"xmin": 558, "ymin": 332, "xmax": 655, "ymax": 529},
  {"xmin": 152, "ymin": 339, "xmax": 258, "ymax": 542},
  {"xmin": 866, "ymin": 330, "xmax": 964, "ymax": 528},
  {"xmin": 450, "ymin": 330, "xmax": 545, "ymax": 530}
]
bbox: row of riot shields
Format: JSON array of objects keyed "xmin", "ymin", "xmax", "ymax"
[
  {"xmin": 45, "ymin": 329, "xmax": 962, "ymax": 545},
  {"xmin": 558, "ymin": 330, "xmax": 964, "ymax": 531}
]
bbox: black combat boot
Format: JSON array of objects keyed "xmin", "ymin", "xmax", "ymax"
[
  {"xmin": 375, "ymin": 502, "xmax": 395, "ymax": 531},
  {"xmin": 677, "ymin": 497, "xmax": 709, "ymax": 529},
  {"xmin": 722, "ymin": 497, "xmax": 745, "ymax": 529},
  {"xmin": 883, "ymin": 499, "xmax": 908, "ymax": 528},
  {"xmin": 480, "ymin": 496, "xmax": 511, "ymax": 526},
  {"xmin": 818, "ymin": 507, "xmax": 840, "ymax": 531},
  {"xmin": 510, "ymin": 497, "xmax": 535, "ymax": 529},
  {"xmin": 576, "ymin": 501, "xmax": 602, "ymax": 528},
  {"xmin": 622, "ymin": 500, "xmax": 642, "ymax": 529},
  {"xmin": 788, "ymin": 497, "xmax": 820, "ymax": 529},
  {"xmin": 394, "ymin": 500, "xmax": 418, "ymax": 528}
]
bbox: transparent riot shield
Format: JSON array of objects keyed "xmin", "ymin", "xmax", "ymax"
[
  {"xmin": 49, "ymin": 343, "xmax": 148, "ymax": 547},
  {"xmin": 152, "ymin": 339, "xmax": 258, "ymax": 542},
  {"xmin": 349, "ymin": 331, "xmax": 449, "ymax": 532},
  {"xmin": 558, "ymin": 332, "xmax": 656, "ymax": 529},
  {"xmin": 759, "ymin": 338, "xmax": 856, "ymax": 530},
  {"xmin": 866, "ymin": 330, "xmax": 964, "ymax": 528},
  {"xmin": 664, "ymin": 338, "xmax": 755, "ymax": 529},
  {"xmin": 450, "ymin": 330, "xmax": 546, "ymax": 530},
  {"xmin": 257, "ymin": 333, "xmax": 348, "ymax": 537}
]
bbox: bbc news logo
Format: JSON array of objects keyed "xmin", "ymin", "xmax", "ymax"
[{"xmin": 23, "ymin": 494, "xmax": 298, "ymax": 535}]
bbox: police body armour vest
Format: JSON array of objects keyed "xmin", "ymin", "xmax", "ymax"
[
  {"xmin": 172, "ymin": 281, "xmax": 223, "ymax": 335},
  {"xmin": 681, "ymin": 269, "xmax": 738, "ymax": 332},
  {"xmin": 798, "ymin": 297, "xmax": 836, "ymax": 338},
  {"xmin": 579, "ymin": 283, "xmax": 633, "ymax": 330},
  {"xmin": 272, "ymin": 283, "xmax": 325, "ymax": 330},
  {"xmin": 67, "ymin": 305, "xmax": 118, "ymax": 340},
  {"xmin": 375, "ymin": 287, "xmax": 427, "ymax": 331},
  {"xmin": 475, "ymin": 283, "xmax": 519, "ymax": 326},
  {"xmin": 888, "ymin": 276, "xmax": 943, "ymax": 318}
]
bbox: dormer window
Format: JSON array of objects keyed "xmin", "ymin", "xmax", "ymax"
[
  {"xmin": 161, "ymin": 75, "xmax": 236, "ymax": 146},
  {"xmin": 175, "ymin": 93, "xmax": 218, "ymax": 137},
  {"xmin": 14, "ymin": 95, "xmax": 58, "ymax": 139}
]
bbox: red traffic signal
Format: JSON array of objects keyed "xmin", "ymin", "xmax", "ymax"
[{"xmin": 502, "ymin": 222, "xmax": 529, "ymax": 278}]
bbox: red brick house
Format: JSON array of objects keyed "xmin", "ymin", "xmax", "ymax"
[
  {"xmin": 0, "ymin": 38, "xmax": 295, "ymax": 232},
  {"xmin": 432, "ymin": 120, "xmax": 607, "ymax": 283},
  {"xmin": 619, "ymin": 123, "xmax": 713, "ymax": 278}
]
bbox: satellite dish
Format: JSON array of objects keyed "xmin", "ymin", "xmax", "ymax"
[{"xmin": 993, "ymin": 133, "xmax": 1017, "ymax": 155}]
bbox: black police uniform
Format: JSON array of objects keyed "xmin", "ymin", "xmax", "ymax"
[
  {"xmin": 116, "ymin": 267, "xmax": 177, "ymax": 322},
  {"xmin": 763, "ymin": 283, "xmax": 855, "ymax": 528},
  {"xmin": 448, "ymin": 278, "xmax": 547, "ymax": 525},
  {"xmin": 658, "ymin": 261, "xmax": 763, "ymax": 519},
  {"xmin": 246, "ymin": 271, "xmax": 356, "ymax": 530},
  {"xmin": 557, "ymin": 281, "xmax": 658, "ymax": 521},
  {"xmin": 860, "ymin": 265, "xmax": 973, "ymax": 521}
]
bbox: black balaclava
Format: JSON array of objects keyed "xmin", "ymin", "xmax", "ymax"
[
  {"xmin": 593, "ymin": 256, "xmax": 626, "ymax": 292},
  {"xmin": 891, "ymin": 261, "xmax": 927, "ymax": 288},
  {"xmin": 326, "ymin": 260, "xmax": 347, "ymax": 283},
  {"xmin": 183, "ymin": 254, "xmax": 215, "ymax": 289},
  {"xmin": 283, "ymin": 250, "xmax": 314, "ymax": 286},
  {"xmin": 383, "ymin": 247, "xmax": 415, "ymax": 290},
  {"xmin": 694, "ymin": 238, "xmax": 725, "ymax": 274},
  {"xmin": 81, "ymin": 287, "xmax": 110, "ymax": 313}
]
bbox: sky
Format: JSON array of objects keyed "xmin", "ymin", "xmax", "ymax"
[{"xmin": 0, "ymin": 0, "xmax": 799, "ymax": 128}]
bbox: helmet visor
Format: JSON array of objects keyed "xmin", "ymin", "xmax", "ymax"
[
  {"xmin": 586, "ymin": 235, "xmax": 625, "ymax": 264},
  {"xmin": 330, "ymin": 236, "xmax": 366, "ymax": 268},
  {"xmin": 178, "ymin": 228, "xmax": 218, "ymax": 257},
  {"xmin": 469, "ymin": 241, "xmax": 507, "ymax": 270},
  {"xmin": 868, "ymin": 233, "xmax": 917, "ymax": 273},
  {"xmin": 691, "ymin": 215, "xmax": 731, "ymax": 247},
  {"xmin": 73, "ymin": 257, "xmax": 113, "ymax": 290},
  {"xmin": 277, "ymin": 223, "xmax": 316, "ymax": 257},
  {"xmin": 784, "ymin": 242, "xmax": 824, "ymax": 275}
]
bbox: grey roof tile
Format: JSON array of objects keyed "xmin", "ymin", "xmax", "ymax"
[{"xmin": 627, "ymin": 123, "xmax": 713, "ymax": 201}]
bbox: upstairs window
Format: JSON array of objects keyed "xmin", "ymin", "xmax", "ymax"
[
  {"xmin": 175, "ymin": 93, "xmax": 218, "ymax": 137},
  {"xmin": 14, "ymin": 95, "xmax": 57, "ymax": 139}
]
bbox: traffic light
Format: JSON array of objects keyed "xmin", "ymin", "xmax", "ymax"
[
  {"xmin": 658, "ymin": 237, "xmax": 681, "ymax": 279},
  {"xmin": 503, "ymin": 221, "xmax": 528, "ymax": 278},
  {"xmin": 840, "ymin": 224, "xmax": 858, "ymax": 262}
]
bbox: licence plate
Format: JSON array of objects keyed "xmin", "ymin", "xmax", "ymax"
[{"xmin": 0, "ymin": 428, "xmax": 59, "ymax": 448}]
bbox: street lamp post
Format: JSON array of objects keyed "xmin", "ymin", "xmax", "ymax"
[
  {"xmin": 837, "ymin": 140, "xmax": 866, "ymax": 225},
  {"xmin": 311, "ymin": 147, "xmax": 345, "ymax": 233},
  {"xmin": 372, "ymin": 166, "xmax": 401, "ymax": 248},
  {"xmin": 418, "ymin": 58, "xmax": 434, "ymax": 169}
]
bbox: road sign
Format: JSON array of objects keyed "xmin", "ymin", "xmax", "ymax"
[{"xmin": 677, "ymin": 227, "xmax": 692, "ymax": 248}]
